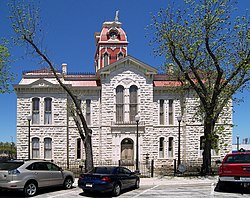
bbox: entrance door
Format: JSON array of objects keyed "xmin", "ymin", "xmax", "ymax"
[{"xmin": 121, "ymin": 138, "xmax": 134, "ymax": 165}]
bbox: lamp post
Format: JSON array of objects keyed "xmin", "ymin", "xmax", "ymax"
[
  {"xmin": 135, "ymin": 114, "xmax": 140, "ymax": 172},
  {"xmin": 236, "ymin": 135, "xmax": 239, "ymax": 151},
  {"xmin": 27, "ymin": 115, "xmax": 32, "ymax": 160},
  {"xmin": 177, "ymin": 116, "xmax": 182, "ymax": 168}
]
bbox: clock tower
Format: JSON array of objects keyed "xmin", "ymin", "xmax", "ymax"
[{"xmin": 94, "ymin": 11, "xmax": 128, "ymax": 72}]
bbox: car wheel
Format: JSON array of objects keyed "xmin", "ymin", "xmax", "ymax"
[
  {"xmin": 24, "ymin": 182, "xmax": 37, "ymax": 197},
  {"xmin": 112, "ymin": 183, "xmax": 121, "ymax": 197},
  {"xmin": 134, "ymin": 179, "xmax": 140, "ymax": 189},
  {"xmin": 63, "ymin": 177, "xmax": 73, "ymax": 189}
]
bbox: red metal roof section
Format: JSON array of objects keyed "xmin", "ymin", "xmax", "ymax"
[
  {"xmin": 99, "ymin": 27, "xmax": 127, "ymax": 42},
  {"xmin": 69, "ymin": 81, "xmax": 98, "ymax": 87},
  {"xmin": 154, "ymin": 81, "xmax": 182, "ymax": 87}
]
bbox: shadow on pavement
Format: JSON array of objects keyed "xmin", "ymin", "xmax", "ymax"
[
  {"xmin": 78, "ymin": 188, "xmax": 136, "ymax": 198},
  {"xmin": 214, "ymin": 182, "xmax": 250, "ymax": 195}
]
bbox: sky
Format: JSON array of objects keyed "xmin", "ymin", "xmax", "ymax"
[{"xmin": 0, "ymin": 0, "xmax": 249, "ymax": 145}]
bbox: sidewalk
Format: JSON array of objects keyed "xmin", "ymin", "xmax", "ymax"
[{"xmin": 140, "ymin": 176, "xmax": 218, "ymax": 186}]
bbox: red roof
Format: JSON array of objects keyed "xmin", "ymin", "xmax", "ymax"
[
  {"xmin": 154, "ymin": 81, "xmax": 182, "ymax": 87},
  {"xmin": 69, "ymin": 81, "xmax": 98, "ymax": 87}
]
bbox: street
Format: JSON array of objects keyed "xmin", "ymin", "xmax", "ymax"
[{"xmin": 0, "ymin": 178, "xmax": 250, "ymax": 198}]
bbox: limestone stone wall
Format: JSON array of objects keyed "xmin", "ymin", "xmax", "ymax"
[
  {"xmin": 16, "ymin": 91, "xmax": 68, "ymax": 160},
  {"xmin": 15, "ymin": 66, "xmax": 232, "ymax": 166}
]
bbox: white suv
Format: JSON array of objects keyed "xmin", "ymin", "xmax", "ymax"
[{"xmin": 0, "ymin": 160, "xmax": 74, "ymax": 197}]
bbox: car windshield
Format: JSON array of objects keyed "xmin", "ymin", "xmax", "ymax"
[
  {"xmin": 225, "ymin": 154, "xmax": 250, "ymax": 163},
  {"xmin": 91, "ymin": 167, "xmax": 115, "ymax": 174},
  {"xmin": 0, "ymin": 161, "xmax": 24, "ymax": 170}
]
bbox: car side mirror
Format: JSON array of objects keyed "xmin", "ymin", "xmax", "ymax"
[{"xmin": 59, "ymin": 167, "xmax": 64, "ymax": 171}]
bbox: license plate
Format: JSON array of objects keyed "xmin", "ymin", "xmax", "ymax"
[
  {"xmin": 86, "ymin": 183, "xmax": 93, "ymax": 187},
  {"xmin": 240, "ymin": 177, "xmax": 250, "ymax": 181}
]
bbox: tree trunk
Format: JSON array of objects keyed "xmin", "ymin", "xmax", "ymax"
[
  {"xmin": 201, "ymin": 115, "xmax": 215, "ymax": 175},
  {"xmin": 84, "ymin": 129, "xmax": 94, "ymax": 172}
]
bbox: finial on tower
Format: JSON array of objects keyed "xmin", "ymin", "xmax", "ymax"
[{"xmin": 115, "ymin": 10, "xmax": 119, "ymax": 22}]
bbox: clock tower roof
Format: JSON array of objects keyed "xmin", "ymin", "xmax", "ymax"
[{"xmin": 94, "ymin": 11, "xmax": 128, "ymax": 44}]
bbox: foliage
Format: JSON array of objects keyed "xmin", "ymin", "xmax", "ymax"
[
  {"xmin": 149, "ymin": 0, "xmax": 250, "ymax": 175},
  {"xmin": 0, "ymin": 141, "xmax": 16, "ymax": 159},
  {"xmin": 9, "ymin": 0, "xmax": 93, "ymax": 171},
  {"xmin": 0, "ymin": 41, "xmax": 15, "ymax": 93}
]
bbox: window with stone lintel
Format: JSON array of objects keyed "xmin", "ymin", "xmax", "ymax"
[{"xmin": 32, "ymin": 98, "xmax": 40, "ymax": 124}]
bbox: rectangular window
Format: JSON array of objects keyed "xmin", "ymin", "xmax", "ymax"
[
  {"xmin": 168, "ymin": 137, "xmax": 173, "ymax": 157},
  {"xmin": 116, "ymin": 86, "xmax": 124, "ymax": 122},
  {"xmin": 44, "ymin": 138, "xmax": 52, "ymax": 159},
  {"xmin": 32, "ymin": 98, "xmax": 40, "ymax": 124},
  {"xmin": 159, "ymin": 137, "xmax": 164, "ymax": 158},
  {"xmin": 116, "ymin": 104, "xmax": 124, "ymax": 122},
  {"xmin": 168, "ymin": 99, "xmax": 173, "ymax": 125},
  {"xmin": 32, "ymin": 138, "xmax": 40, "ymax": 159},
  {"xmin": 159, "ymin": 100, "xmax": 164, "ymax": 125},
  {"xmin": 86, "ymin": 99, "xmax": 91, "ymax": 125},
  {"xmin": 44, "ymin": 98, "xmax": 52, "ymax": 124},
  {"xmin": 129, "ymin": 86, "xmax": 138, "ymax": 122}
]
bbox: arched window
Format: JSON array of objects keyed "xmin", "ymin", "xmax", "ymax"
[
  {"xmin": 44, "ymin": 97, "xmax": 52, "ymax": 124},
  {"xmin": 32, "ymin": 98, "xmax": 40, "ymax": 124},
  {"xmin": 168, "ymin": 137, "xmax": 174, "ymax": 157},
  {"xmin": 103, "ymin": 52, "xmax": 109, "ymax": 67},
  {"xmin": 129, "ymin": 85, "xmax": 138, "ymax": 122},
  {"xmin": 44, "ymin": 138, "xmax": 52, "ymax": 159},
  {"xmin": 32, "ymin": 137, "xmax": 40, "ymax": 159},
  {"xmin": 117, "ymin": 52, "xmax": 124, "ymax": 60},
  {"xmin": 116, "ymin": 85, "xmax": 124, "ymax": 122},
  {"xmin": 159, "ymin": 137, "xmax": 165, "ymax": 158}
]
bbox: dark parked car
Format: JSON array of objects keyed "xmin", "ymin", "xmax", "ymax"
[
  {"xmin": 78, "ymin": 166, "xmax": 140, "ymax": 196},
  {"xmin": 0, "ymin": 160, "xmax": 74, "ymax": 197}
]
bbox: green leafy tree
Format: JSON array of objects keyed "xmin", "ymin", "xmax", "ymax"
[
  {"xmin": 9, "ymin": 0, "xmax": 93, "ymax": 171},
  {"xmin": 149, "ymin": 0, "xmax": 250, "ymax": 175},
  {"xmin": 0, "ymin": 41, "xmax": 15, "ymax": 93},
  {"xmin": 0, "ymin": 141, "xmax": 16, "ymax": 159}
]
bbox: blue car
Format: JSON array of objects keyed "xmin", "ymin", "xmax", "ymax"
[{"xmin": 78, "ymin": 166, "xmax": 140, "ymax": 196}]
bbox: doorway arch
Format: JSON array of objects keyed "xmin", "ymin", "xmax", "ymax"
[{"xmin": 120, "ymin": 138, "xmax": 134, "ymax": 165}]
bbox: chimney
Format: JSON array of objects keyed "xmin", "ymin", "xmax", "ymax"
[{"xmin": 62, "ymin": 63, "xmax": 67, "ymax": 75}]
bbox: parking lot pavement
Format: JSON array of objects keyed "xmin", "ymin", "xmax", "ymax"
[
  {"xmin": 2, "ymin": 176, "xmax": 250, "ymax": 198},
  {"xmin": 140, "ymin": 175, "xmax": 219, "ymax": 185},
  {"xmin": 72, "ymin": 175, "xmax": 219, "ymax": 187}
]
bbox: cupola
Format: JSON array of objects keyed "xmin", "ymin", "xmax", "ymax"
[{"xmin": 94, "ymin": 11, "xmax": 128, "ymax": 72}]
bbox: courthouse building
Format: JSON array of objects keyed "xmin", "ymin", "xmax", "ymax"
[{"xmin": 14, "ymin": 14, "xmax": 232, "ymax": 167}]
